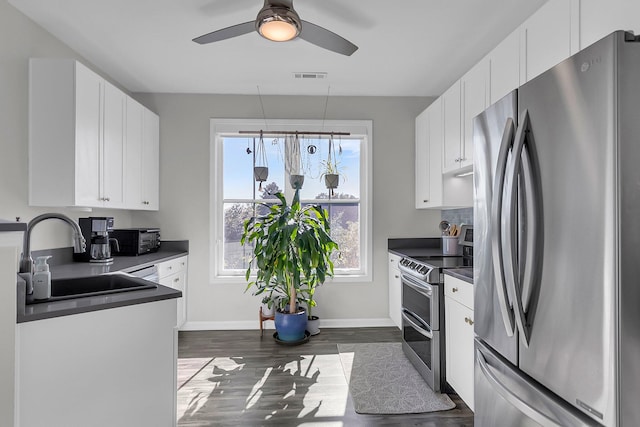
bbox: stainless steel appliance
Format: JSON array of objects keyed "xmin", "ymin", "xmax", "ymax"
[
  {"xmin": 398, "ymin": 254, "xmax": 470, "ymax": 392},
  {"xmin": 474, "ymin": 30, "xmax": 640, "ymax": 427},
  {"xmin": 128, "ymin": 264, "xmax": 159, "ymax": 283},
  {"xmin": 110, "ymin": 228, "xmax": 161, "ymax": 256},
  {"xmin": 74, "ymin": 217, "xmax": 117, "ymax": 264}
]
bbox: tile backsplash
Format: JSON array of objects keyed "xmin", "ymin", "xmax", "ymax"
[{"xmin": 441, "ymin": 208, "xmax": 473, "ymax": 226}]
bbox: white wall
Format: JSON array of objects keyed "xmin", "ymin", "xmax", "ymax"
[
  {"xmin": 132, "ymin": 93, "xmax": 443, "ymax": 328},
  {"xmin": 0, "ymin": 0, "xmax": 133, "ymax": 251}
]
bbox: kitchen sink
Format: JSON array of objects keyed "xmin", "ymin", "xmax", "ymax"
[{"xmin": 27, "ymin": 273, "xmax": 157, "ymax": 304}]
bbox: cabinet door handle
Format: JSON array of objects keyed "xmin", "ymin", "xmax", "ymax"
[
  {"xmin": 105, "ymin": 197, "xmax": 110, "ymax": 202},
  {"xmin": 423, "ymin": 199, "xmax": 429, "ymax": 203},
  {"xmin": 454, "ymin": 158, "xmax": 460, "ymax": 163},
  {"xmin": 465, "ymin": 317, "xmax": 474, "ymax": 325},
  {"xmin": 452, "ymin": 287, "xmax": 458, "ymax": 292},
  {"xmin": 173, "ymin": 277, "xmax": 179, "ymax": 283},
  {"xmin": 395, "ymin": 275, "xmax": 399, "ymax": 279}
]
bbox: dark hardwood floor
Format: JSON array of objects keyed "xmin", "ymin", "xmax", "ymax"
[{"xmin": 177, "ymin": 327, "xmax": 474, "ymax": 426}]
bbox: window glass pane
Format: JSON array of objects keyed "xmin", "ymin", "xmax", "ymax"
[
  {"xmin": 323, "ymin": 203, "xmax": 360, "ymax": 270},
  {"xmin": 216, "ymin": 123, "xmax": 366, "ymax": 277},
  {"xmin": 255, "ymin": 137, "xmax": 285, "ymax": 197},
  {"xmin": 223, "ymin": 138, "xmax": 254, "ymax": 200},
  {"xmin": 222, "ymin": 203, "xmax": 254, "ymax": 270},
  {"xmin": 299, "ymin": 137, "xmax": 360, "ymax": 200},
  {"xmin": 337, "ymin": 139, "xmax": 360, "ymax": 199}
]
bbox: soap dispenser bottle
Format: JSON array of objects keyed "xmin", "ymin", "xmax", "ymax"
[{"xmin": 33, "ymin": 255, "xmax": 52, "ymax": 300}]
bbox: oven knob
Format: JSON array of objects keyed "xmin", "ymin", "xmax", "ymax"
[{"xmin": 419, "ymin": 266, "xmax": 428, "ymax": 274}]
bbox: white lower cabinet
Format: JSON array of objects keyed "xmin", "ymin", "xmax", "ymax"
[
  {"xmin": 388, "ymin": 252, "xmax": 402, "ymax": 328},
  {"xmin": 445, "ymin": 274, "xmax": 474, "ymax": 411},
  {"xmin": 17, "ymin": 300, "xmax": 178, "ymax": 427},
  {"xmin": 158, "ymin": 255, "xmax": 188, "ymax": 328}
]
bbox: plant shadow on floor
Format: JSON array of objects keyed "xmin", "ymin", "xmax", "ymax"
[{"xmin": 178, "ymin": 354, "xmax": 322, "ymax": 425}]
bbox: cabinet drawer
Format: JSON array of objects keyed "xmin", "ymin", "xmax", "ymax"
[
  {"xmin": 157, "ymin": 255, "xmax": 187, "ymax": 279},
  {"xmin": 444, "ymin": 275, "xmax": 473, "ymax": 309}
]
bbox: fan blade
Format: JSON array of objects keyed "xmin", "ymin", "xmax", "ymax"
[
  {"xmin": 299, "ymin": 20, "xmax": 358, "ymax": 56},
  {"xmin": 193, "ymin": 21, "xmax": 255, "ymax": 44}
]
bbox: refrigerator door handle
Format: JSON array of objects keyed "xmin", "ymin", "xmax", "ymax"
[
  {"xmin": 520, "ymin": 122, "xmax": 543, "ymax": 316},
  {"xmin": 476, "ymin": 349, "xmax": 563, "ymax": 427},
  {"xmin": 491, "ymin": 117, "xmax": 516, "ymax": 336},
  {"xmin": 506, "ymin": 109, "xmax": 543, "ymax": 346}
]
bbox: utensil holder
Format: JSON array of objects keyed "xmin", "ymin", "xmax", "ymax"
[{"xmin": 442, "ymin": 236, "xmax": 460, "ymax": 255}]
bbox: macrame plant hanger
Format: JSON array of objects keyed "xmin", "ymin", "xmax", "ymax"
[{"xmin": 253, "ymin": 131, "xmax": 268, "ymax": 192}]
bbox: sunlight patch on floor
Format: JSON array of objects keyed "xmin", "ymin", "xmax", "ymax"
[{"xmin": 177, "ymin": 354, "xmax": 350, "ymax": 422}]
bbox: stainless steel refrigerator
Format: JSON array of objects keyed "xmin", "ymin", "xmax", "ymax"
[{"xmin": 473, "ymin": 30, "xmax": 640, "ymax": 427}]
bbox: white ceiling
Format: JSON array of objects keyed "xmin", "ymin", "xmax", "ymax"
[{"xmin": 9, "ymin": 0, "xmax": 547, "ymax": 96}]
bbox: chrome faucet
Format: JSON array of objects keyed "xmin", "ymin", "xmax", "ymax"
[{"xmin": 19, "ymin": 213, "xmax": 87, "ymax": 292}]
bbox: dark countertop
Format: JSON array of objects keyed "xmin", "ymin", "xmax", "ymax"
[
  {"xmin": 0, "ymin": 219, "xmax": 26, "ymax": 232},
  {"xmin": 18, "ymin": 241, "xmax": 188, "ymax": 323},
  {"xmin": 388, "ymin": 237, "xmax": 473, "ymax": 283},
  {"xmin": 33, "ymin": 240, "xmax": 189, "ymax": 280},
  {"xmin": 444, "ymin": 268, "xmax": 474, "ymax": 284},
  {"xmin": 388, "ymin": 237, "xmax": 455, "ymax": 258}
]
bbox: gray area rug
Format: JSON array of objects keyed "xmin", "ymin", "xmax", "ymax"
[{"xmin": 337, "ymin": 342, "xmax": 456, "ymax": 414}]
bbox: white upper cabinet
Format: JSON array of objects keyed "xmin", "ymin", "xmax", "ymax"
[
  {"xmin": 125, "ymin": 98, "xmax": 159, "ymax": 210},
  {"xmin": 520, "ymin": 0, "xmax": 574, "ymax": 83},
  {"xmin": 141, "ymin": 109, "xmax": 160, "ymax": 210},
  {"xmin": 101, "ymin": 81, "xmax": 126, "ymax": 208},
  {"xmin": 461, "ymin": 57, "xmax": 489, "ymax": 170},
  {"xmin": 29, "ymin": 58, "xmax": 159, "ymax": 210},
  {"xmin": 442, "ymin": 57, "xmax": 488, "ymax": 175},
  {"xmin": 72, "ymin": 62, "xmax": 102, "ymax": 207},
  {"xmin": 578, "ymin": 0, "xmax": 640, "ymax": 49},
  {"xmin": 415, "ymin": 97, "xmax": 472, "ymax": 209},
  {"xmin": 442, "ymin": 81, "xmax": 462, "ymax": 174},
  {"xmin": 125, "ymin": 98, "xmax": 144, "ymax": 209},
  {"xmin": 415, "ymin": 108, "xmax": 430, "ymax": 208},
  {"xmin": 415, "ymin": 98, "xmax": 443, "ymax": 209},
  {"xmin": 490, "ymin": 29, "xmax": 520, "ymax": 104}
]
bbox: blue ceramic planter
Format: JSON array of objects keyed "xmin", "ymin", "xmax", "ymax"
[{"xmin": 274, "ymin": 309, "xmax": 307, "ymax": 342}]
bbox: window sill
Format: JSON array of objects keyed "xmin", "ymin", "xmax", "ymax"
[{"xmin": 211, "ymin": 272, "xmax": 372, "ymax": 285}]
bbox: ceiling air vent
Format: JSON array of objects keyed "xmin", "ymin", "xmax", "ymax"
[{"xmin": 293, "ymin": 72, "xmax": 328, "ymax": 80}]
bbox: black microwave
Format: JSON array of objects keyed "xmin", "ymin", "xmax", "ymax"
[{"xmin": 111, "ymin": 228, "xmax": 161, "ymax": 256}]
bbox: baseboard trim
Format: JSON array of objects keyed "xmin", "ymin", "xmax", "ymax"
[{"xmin": 180, "ymin": 317, "xmax": 397, "ymax": 331}]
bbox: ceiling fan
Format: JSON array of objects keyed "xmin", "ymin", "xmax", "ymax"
[{"xmin": 192, "ymin": 0, "xmax": 358, "ymax": 56}]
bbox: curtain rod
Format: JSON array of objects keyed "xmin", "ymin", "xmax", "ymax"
[{"xmin": 238, "ymin": 130, "xmax": 350, "ymax": 136}]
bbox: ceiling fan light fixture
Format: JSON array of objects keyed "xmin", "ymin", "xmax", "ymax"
[{"xmin": 256, "ymin": 7, "xmax": 301, "ymax": 42}]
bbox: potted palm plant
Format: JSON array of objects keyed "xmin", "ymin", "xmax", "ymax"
[{"xmin": 241, "ymin": 189, "xmax": 338, "ymax": 343}]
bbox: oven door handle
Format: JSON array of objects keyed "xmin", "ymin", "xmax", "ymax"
[
  {"xmin": 401, "ymin": 274, "xmax": 433, "ymax": 298},
  {"xmin": 402, "ymin": 309, "xmax": 433, "ymax": 339}
]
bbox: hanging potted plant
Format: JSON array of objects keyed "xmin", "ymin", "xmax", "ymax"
[
  {"xmin": 253, "ymin": 133, "xmax": 268, "ymax": 191},
  {"xmin": 320, "ymin": 136, "xmax": 343, "ymax": 197},
  {"xmin": 241, "ymin": 189, "xmax": 338, "ymax": 343},
  {"xmin": 285, "ymin": 134, "xmax": 305, "ymax": 190}
]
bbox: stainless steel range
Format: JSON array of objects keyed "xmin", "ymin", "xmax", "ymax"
[{"xmin": 399, "ymin": 253, "xmax": 471, "ymax": 392}]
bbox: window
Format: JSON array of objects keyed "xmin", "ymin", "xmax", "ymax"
[{"xmin": 210, "ymin": 119, "xmax": 372, "ymax": 282}]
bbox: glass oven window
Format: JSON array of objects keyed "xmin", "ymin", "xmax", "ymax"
[
  {"xmin": 402, "ymin": 279, "xmax": 432, "ymax": 327},
  {"xmin": 402, "ymin": 312, "xmax": 433, "ymax": 370}
]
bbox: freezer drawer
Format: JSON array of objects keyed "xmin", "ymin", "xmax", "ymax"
[{"xmin": 474, "ymin": 340, "xmax": 599, "ymax": 427}]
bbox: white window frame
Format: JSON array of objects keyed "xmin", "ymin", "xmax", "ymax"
[{"xmin": 209, "ymin": 118, "xmax": 373, "ymax": 284}]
